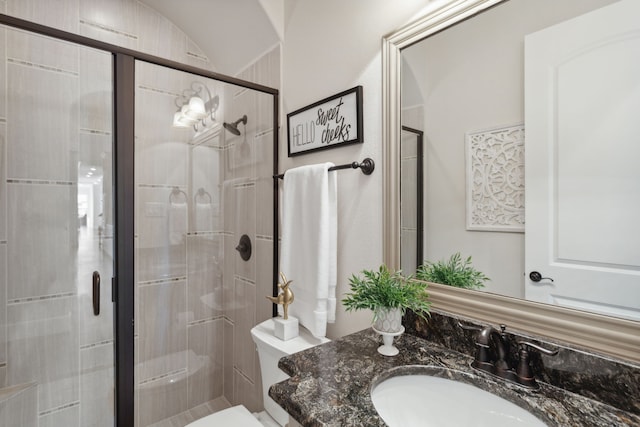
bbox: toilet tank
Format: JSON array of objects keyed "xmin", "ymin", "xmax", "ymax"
[{"xmin": 250, "ymin": 319, "xmax": 329, "ymax": 425}]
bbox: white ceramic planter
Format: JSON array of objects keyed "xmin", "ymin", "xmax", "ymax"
[{"xmin": 373, "ymin": 307, "xmax": 403, "ymax": 333}]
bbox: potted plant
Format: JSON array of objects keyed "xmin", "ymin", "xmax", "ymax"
[
  {"xmin": 416, "ymin": 252, "xmax": 489, "ymax": 290},
  {"xmin": 342, "ymin": 265, "xmax": 431, "ymax": 333}
]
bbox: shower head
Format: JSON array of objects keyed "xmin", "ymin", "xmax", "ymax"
[
  {"xmin": 223, "ymin": 122, "xmax": 241, "ymax": 136},
  {"xmin": 223, "ymin": 114, "xmax": 248, "ymax": 136}
]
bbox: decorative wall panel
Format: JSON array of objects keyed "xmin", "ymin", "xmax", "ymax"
[{"xmin": 466, "ymin": 124, "xmax": 525, "ymax": 232}]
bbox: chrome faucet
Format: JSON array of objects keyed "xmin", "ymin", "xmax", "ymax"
[{"xmin": 459, "ymin": 322, "xmax": 558, "ymax": 389}]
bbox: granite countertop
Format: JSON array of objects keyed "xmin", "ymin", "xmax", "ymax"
[{"xmin": 269, "ymin": 328, "xmax": 640, "ymax": 427}]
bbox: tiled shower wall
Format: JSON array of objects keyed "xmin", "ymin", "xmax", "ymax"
[
  {"xmin": 134, "ymin": 44, "xmax": 279, "ymax": 426},
  {"xmin": 134, "ymin": 62, "xmax": 226, "ymax": 426},
  {"xmin": 0, "ymin": 0, "xmax": 214, "ymax": 424},
  {"xmin": 132, "ymin": 50, "xmax": 280, "ymax": 427},
  {"xmin": 222, "ymin": 47, "xmax": 280, "ymax": 413},
  {"xmin": 0, "ymin": 0, "xmax": 279, "ymax": 426}
]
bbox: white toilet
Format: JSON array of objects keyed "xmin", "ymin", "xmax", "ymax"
[{"xmin": 186, "ymin": 318, "xmax": 329, "ymax": 427}]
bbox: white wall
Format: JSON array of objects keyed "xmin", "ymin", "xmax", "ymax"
[
  {"xmin": 281, "ymin": 0, "xmax": 437, "ymax": 338},
  {"xmin": 280, "ymin": 0, "xmax": 618, "ymax": 326}
]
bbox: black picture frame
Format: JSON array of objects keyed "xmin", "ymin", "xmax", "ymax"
[{"xmin": 287, "ymin": 85, "xmax": 363, "ymax": 157}]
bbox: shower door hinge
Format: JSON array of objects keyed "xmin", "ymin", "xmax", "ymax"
[{"xmin": 112, "ymin": 277, "xmax": 117, "ymax": 303}]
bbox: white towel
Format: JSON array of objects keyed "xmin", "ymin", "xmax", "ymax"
[
  {"xmin": 168, "ymin": 202, "xmax": 187, "ymax": 245},
  {"xmin": 280, "ymin": 163, "xmax": 337, "ymax": 338}
]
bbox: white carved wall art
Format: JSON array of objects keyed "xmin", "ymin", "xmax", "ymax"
[{"xmin": 466, "ymin": 124, "xmax": 525, "ymax": 232}]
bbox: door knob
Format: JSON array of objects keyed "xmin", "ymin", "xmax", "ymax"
[{"xmin": 529, "ymin": 271, "xmax": 554, "ymax": 283}]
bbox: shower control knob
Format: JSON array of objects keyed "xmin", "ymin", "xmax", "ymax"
[{"xmin": 235, "ymin": 234, "xmax": 252, "ymax": 261}]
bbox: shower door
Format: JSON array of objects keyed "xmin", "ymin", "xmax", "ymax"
[
  {"xmin": 133, "ymin": 53, "xmax": 278, "ymax": 425},
  {"xmin": 1, "ymin": 27, "xmax": 115, "ymax": 426},
  {"xmin": 0, "ymin": 10, "xmax": 278, "ymax": 425},
  {"xmin": 134, "ymin": 61, "xmax": 226, "ymax": 427}
]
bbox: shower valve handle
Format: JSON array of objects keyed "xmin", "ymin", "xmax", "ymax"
[{"xmin": 235, "ymin": 234, "xmax": 252, "ymax": 261}]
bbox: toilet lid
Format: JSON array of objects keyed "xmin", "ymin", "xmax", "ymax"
[{"xmin": 186, "ymin": 405, "xmax": 263, "ymax": 427}]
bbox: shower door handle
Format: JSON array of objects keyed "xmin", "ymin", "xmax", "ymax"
[{"xmin": 92, "ymin": 271, "xmax": 101, "ymax": 316}]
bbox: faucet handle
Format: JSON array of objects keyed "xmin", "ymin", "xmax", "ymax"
[
  {"xmin": 518, "ymin": 341, "xmax": 559, "ymax": 356},
  {"xmin": 515, "ymin": 341, "xmax": 559, "ymax": 389},
  {"xmin": 457, "ymin": 321, "xmax": 483, "ymax": 331},
  {"xmin": 457, "ymin": 322, "xmax": 508, "ymax": 337}
]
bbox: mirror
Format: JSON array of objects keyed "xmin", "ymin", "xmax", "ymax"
[
  {"xmin": 399, "ymin": 0, "xmax": 640, "ymax": 320},
  {"xmin": 383, "ymin": 0, "xmax": 639, "ymax": 362}
]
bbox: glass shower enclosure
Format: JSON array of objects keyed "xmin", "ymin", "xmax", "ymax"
[
  {"xmin": 0, "ymin": 13, "xmax": 278, "ymax": 427},
  {"xmin": 133, "ymin": 61, "xmax": 277, "ymax": 426}
]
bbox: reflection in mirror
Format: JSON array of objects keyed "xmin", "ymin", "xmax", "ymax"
[
  {"xmin": 400, "ymin": 125, "xmax": 423, "ymax": 275},
  {"xmin": 399, "ymin": 0, "xmax": 640, "ymax": 321}
]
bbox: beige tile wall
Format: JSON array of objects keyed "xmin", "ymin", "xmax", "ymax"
[
  {"xmin": 0, "ymin": 384, "xmax": 38, "ymax": 426},
  {"xmin": 0, "ymin": 1, "xmax": 280, "ymax": 426},
  {"xmin": 222, "ymin": 47, "xmax": 280, "ymax": 412},
  {"xmin": 134, "ymin": 60, "xmax": 221, "ymax": 425},
  {"xmin": 2, "ymin": 16, "xmax": 85, "ymax": 424}
]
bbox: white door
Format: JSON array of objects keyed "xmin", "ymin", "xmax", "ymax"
[{"xmin": 524, "ymin": 0, "xmax": 640, "ymax": 320}]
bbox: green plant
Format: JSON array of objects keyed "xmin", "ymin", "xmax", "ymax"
[
  {"xmin": 342, "ymin": 265, "xmax": 431, "ymax": 320},
  {"xmin": 416, "ymin": 252, "xmax": 489, "ymax": 290}
]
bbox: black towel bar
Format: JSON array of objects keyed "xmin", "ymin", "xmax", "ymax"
[{"xmin": 274, "ymin": 158, "xmax": 374, "ymax": 179}]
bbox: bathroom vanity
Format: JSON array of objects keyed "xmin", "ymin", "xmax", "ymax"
[{"xmin": 269, "ymin": 311, "xmax": 640, "ymax": 426}]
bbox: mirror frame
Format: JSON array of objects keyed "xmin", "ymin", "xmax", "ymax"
[{"xmin": 382, "ymin": 0, "xmax": 639, "ymax": 363}]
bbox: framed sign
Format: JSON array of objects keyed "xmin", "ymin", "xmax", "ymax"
[{"xmin": 287, "ymin": 86, "xmax": 363, "ymax": 156}]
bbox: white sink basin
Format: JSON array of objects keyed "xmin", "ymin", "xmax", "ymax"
[{"xmin": 371, "ymin": 373, "xmax": 547, "ymax": 427}]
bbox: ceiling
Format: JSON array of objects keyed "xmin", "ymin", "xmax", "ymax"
[{"xmin": 139, "ymin": 0, "xmax": 281, "ymax": 75}]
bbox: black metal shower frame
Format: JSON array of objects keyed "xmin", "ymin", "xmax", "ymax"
[
  {"xmin": 0, "ymin": 13, "xmax": 280, "ymax": 427},
  {"xmin": 401, "ymin": 125, "xmax": 424, "ymax": 268}
]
